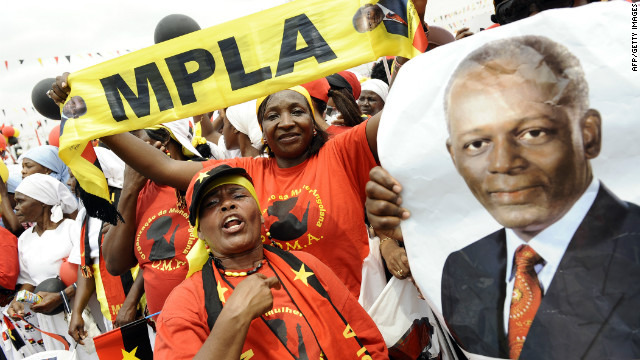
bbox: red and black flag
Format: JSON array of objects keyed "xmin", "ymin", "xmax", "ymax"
[
  {"xmin": 2, "ymin": 315, "xmax": 26, "ymax": 351},
  {"xmin": 94, "ymin": 318, "xmax": 153, "ymax": 360}
]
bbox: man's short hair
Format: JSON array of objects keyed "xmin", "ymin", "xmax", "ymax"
[{"xmin": 443, "ymin": 35, "xmax": 589, "ymax": 124}]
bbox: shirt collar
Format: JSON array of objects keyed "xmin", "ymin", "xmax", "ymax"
[
  {"xmin": 377, "ymin": 4, "xmax": 393, "ymax": 16},
  {"xmin": 505, "ymin": 178, "xmax": 600, "ymax": 289}
]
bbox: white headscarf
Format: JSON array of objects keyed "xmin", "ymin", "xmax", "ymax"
[
  {"xmin": 361, "ymin": 79, "xmax": 389, "ymax": 102},
  {"xmin": 95, "ymin": 147, "xmax": 125, "ymax": 189},
  {"xmin": 15, "ymin": 173, "xmax": 77, "ymax": 223},
  {"xmin": 225, "ymin": 100, "xmax": 263, "ymax": 149},
  {"xmin": 161, "ymin": 119, "xmax": 202, "ymax": 157}
]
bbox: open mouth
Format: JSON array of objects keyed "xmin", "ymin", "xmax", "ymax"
[{"xmin": 222, "ymin": 215, "xmax": 245, "ymax": 233}]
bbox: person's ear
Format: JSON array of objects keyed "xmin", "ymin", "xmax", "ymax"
[
  {"xmin": 581, "ymin": 109, "xmax": 601, "ymax": 160},
  {"xmin": 260, "ymin": 214, "xmax": 265, "ymax": 225},
  {"xmin": 446, "ymin": 138, "xmax": 457, "ymax": 167}
]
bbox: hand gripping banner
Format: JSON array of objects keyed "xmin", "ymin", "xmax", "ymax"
[{"xmin": 57, "ymin": 0, "xmax": 426, "ymax": 223}]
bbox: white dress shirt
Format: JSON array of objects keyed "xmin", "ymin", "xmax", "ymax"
[
  {"xmin": 377, "ymin": 4, "xmax": 404, "ymax": 24},
  {"xmin": 502, "ymin": 178, "xmax": 600, "ymax": 334}
]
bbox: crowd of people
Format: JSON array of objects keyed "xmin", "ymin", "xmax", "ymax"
[{"xmin": 2, "ymin": 0, "xmax": 637, "ymax": 359}]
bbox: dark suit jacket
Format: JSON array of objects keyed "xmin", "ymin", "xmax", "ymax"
[
  {"xmin": 441, "ymin": 185, "xmax": 640, "ymax": 359},
  {"xmin": 377, "ymin": 0, "xmax": 409, "ymax": 37}
]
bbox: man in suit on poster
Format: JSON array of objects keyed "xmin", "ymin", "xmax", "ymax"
[
  {"xmin": 438, "ymin": 35, "xmax": 640, "ymax": 359},
  {"xmin": 352, "ymin": 0, "xmax": 410, "ymax": 37}
]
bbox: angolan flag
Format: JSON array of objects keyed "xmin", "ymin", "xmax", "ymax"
[{"xmin": 94, "ymin": 318, "xmax": 152, "ymax": 360}]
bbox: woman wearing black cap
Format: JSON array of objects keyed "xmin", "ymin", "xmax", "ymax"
[{"xmin": 154, "ymin": 164, "xmax": 387, "ymax": 359}]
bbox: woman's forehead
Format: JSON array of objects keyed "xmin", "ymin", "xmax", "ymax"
[
  {"xmin": 203, "ymin": 184, "xmax": 248, "ymax": 198},
  {"xmin": 265, "ymin": 90, "xmax": 308, "ymax": 110},
  {"xmin": 14, "ymin": 191, "xmax": 32, "ymax": 201}
]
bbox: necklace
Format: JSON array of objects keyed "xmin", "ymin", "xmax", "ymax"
[
  {"xmin": 221, "ymin": 261, "xmax": 264, "ymax": 277},
  {"xmin": 216, "ymin": 257, "xmax": 326, "ymax": 359}
]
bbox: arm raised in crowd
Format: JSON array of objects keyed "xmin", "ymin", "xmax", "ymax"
[
  {"xmin": 103, "ymin": 165, "xmax": 146, "ymax": 275},
  {"xmin": 49, "ymin": 73, "xmax": 201, "ymax": 191},
  {"xmin": 196, "ymin": 112, "xmax": 222, "ymax": 145},
  {"xmin": 365, "ymin": 110, "xmax": 382, "ymax": 162},
  {"xmin": 0, "ymin": 178, "xmax": 23, "ymax": 237}
]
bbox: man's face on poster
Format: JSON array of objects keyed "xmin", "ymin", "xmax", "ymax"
[
  {"xmin": 355, "ymin": 4, "xmax": 384, "ymax": 32},
  {"xmin": 445, "ymin": 57, "xmax": 596, "ymax": 236},
  {"xmin": 62, "ymin": 96, "xmax": 87, "ymax": 119}
]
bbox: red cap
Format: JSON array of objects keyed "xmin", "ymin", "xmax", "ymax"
[
  {"xmin": 300, "ymin": 78, "xmax": 330, "ymax": 103},
  {"xmin": 337, "ymin": 71, "xmax": 361, "ymax": 100}
]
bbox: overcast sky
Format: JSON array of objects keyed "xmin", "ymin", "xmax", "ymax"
[{"xmin": 0, "ymin": 0, "xmax": 486, "ymax": 149}]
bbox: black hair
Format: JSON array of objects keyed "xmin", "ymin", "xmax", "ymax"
[
  {"xmin": 370, "ymin": 58, "xmax": 394, "ymax": 85},
  {"xmin": 329, "ymin": 88, "xmax": 364, "ymax": 127},
  {"xmin": 257, "ymin": 92, "xmax": 329, "ymax": 159},
  {"xmin": 194, "ymin": 142, "xmax": 213, "ymax": 158},
  {"xmin": 311, "ymin": 96, "xmax": 327, "ymax": 116}
]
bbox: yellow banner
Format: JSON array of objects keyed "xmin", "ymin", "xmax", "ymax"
[{"xmin": 58, "ymin": 0, "xmax": 426, "ymax": 221}]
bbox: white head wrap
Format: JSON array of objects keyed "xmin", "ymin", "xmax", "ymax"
[
  {"xmin": 95, "ymin": 148, "xmax": 125, "ymax": 189},
  {"xmin": 15, "ymin": 173, "xmax": 77, "ymax": 223},
  {"xmin": 161, "ymin": 119, "xmax": 202, "ymax": 157},
  {"xmin": 225, "ymin": 100, "xmax": 263, "ymax": 149},
  {"xmin": 361, "ymin": 79, "xmax": 389, "ymax": 102}
]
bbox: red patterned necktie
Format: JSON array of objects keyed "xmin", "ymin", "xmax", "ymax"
[
  {"xmin": 385, "ymin": 13, "xmax": 407, "ymax": 26},
  {"xmin": 508, "ymin": 245, "xmax": 543, "ymax": 359}
]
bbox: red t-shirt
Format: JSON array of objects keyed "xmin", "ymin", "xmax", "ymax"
[
  {"xmin": 135, "ymin": 181, "xmax": 196, "ymax": 314},
  {"xmin": 200, "ymin": 120, "xmax": 377, "ymax": 296},
  {"xmin": 0, "ymin": 227, "xmax": 18, "ymax": 290},
  {"xmin": 326, "ymin": 124, "xmax": 352, "ymax": 137},
  {"xmin": 155, "ymin": 251, "xmax": 387, "ymax": 359}
]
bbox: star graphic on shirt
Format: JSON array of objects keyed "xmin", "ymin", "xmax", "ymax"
[
  {"xmin": 196, "ymin": 172, "xmax": 209, "ymax": 184},
  {"xmin": 291, "ymin": 264, "xmax": 314, "ymax": 286},
  {"xmin": 217, "ymin": 280, "xmax": 229, "ymax": 304},
  {"xmin": 121, "ymin": 346, "xmax": 141, "ymax": 360}
]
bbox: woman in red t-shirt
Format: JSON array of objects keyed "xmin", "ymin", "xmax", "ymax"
[
  {"xmin": 101, "ymin": 122, "xmax": 209, "ymax": 315},
  {"xmin": 50, "ymin": 75, "xmax": 382, "ymax": 297}
]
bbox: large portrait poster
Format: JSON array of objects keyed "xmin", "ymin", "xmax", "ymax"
[{"xmin": 378, "ymin": 2, "xmax": 639, "ymax": 359}]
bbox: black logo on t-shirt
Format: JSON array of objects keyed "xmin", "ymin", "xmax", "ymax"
[
  {"xmin": 267, "ymin": 197, "xmax": 310, "ymax": 241},
  {"xmin": 265, "ymin": 319, "xmax": 309, "ymax": 360},
  {"xmin": 148, "ymin": 216, "xmax": 179, "ymax": 260}
]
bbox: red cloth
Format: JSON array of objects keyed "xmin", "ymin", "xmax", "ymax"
[
  {"xmin": 135, "ymin": 181, "xmax": 196, "ymax": 314},
  {"xmin": 508, "ymin": 245, "xmax": 543, "ymax": 359},
  {"xmin": 337, "ymin": 70, "xmax": 361, "ymax": 100},
  {"xmin": 386, "ymin": 13, "xmax": 407, "ymax": 25},
  {"xmin": 412, "ymin": 22, "xmax": 428, "ymax": 53},
  {"xmin": 155, "ymin": 251, "xmax": 387, "ymax": 359},
  {"xmin": 301, "ymin": 78, "xmax": 330, "ymax": 103},
  {"xmin": 326, "ymin": 125, "xmax": 352, "ymax": 137},
  {"xmin": 199, "ymin": 120, "xmax": 376, "ymax": 296},
  {"xmin": 0, "ymin": 227, "xmax": 18, "ymax": 290}
]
